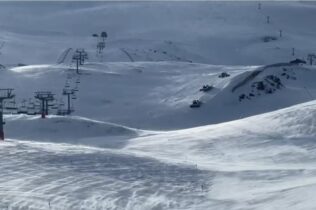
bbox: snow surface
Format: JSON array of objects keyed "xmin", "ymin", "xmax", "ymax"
[
  {"xmin": 1, "ymin": 1, "xmax": 316, "ymax": 210},
  {"xmin": 1, "ymin": 1, "xmax": 316, "ymax": 65},
  {"xmin": 2, "ymin": 101, "xmax": 316, "ymax": 210}
]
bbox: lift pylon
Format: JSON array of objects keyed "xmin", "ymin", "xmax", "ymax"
[
  {"xmin": 62, "ymin": 88, "xmax": 76, "ymax": 115},
  {"xmin": 0, "ymin": 89, "xmax": 15, "ymax": 140},
  {"xmin": 34, "ymin": 91, "xmax": 55, "ymax": 119}
]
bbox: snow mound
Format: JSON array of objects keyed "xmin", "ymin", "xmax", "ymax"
[
  {"xmin": 126, "ymin": 99, "xmax": 316, "ymax": 171},
  {"xmin": 209, "ymin": 62, "xmax": 315, "ymax": 104},
  {"xmin": 170, "ymin": 63, "xmax": 316, "ymax": 128},
  {"xmin": 5, "ymin": 115, "xmax": 140, "ymax": 148}
]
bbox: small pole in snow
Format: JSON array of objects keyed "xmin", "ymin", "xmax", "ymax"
[
  {"xmin": 279, "ymin": 30, "xmax": 282, "ymax": 38},
  {"xmin": 266, "ymin": 16, "xmax": 270, "ymax": 24},
  {"xmin": 201, "ymin": 184, "xmax": 204, "ymax": 192},
  {"xmin": 258, "ymin": 2, "xmax": 261, "ymax": 10},
  {"xmin": 76, "ymin": 58, "xmax": 79, "ymax": 74},
  {"xmin": 292, "ymin": 48, "xmax": 295, "ymax": 56}
]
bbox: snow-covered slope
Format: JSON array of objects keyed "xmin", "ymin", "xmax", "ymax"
[
  {"xmin": 124, "ymin": 100, "xmax": 316, "ymax": 209},
  {"xmin": 127, "ymin": 99, "xmax": 316, "ymax": 171},
  {"xmin": 174, "ymin": 62, "xmax": 316, "ymax": 128},
  {"xmin": 0, "ymin": 1, "xmax": 316, "ymax": 65},
  {"xmin": 1, "ymin": 1, "xmax": 316, "ymax": 129},
  {"xmin": 1, "ymin": 1, "xmax": 316, "ymax": 210},
  {"xmin": 1, "ymin": 100, "xmax": 316, "ymax": 210},
  {"xmin": 3, "ymin": 62, "xmax": 316, "ymax": 130}
]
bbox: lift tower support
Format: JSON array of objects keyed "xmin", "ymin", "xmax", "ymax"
[
  {"xmin": 62, "ymin": 88, "xmax": 75, "ymax": 115},
  {"xmin": 0, "ymin": 89, "xmax": 15, "ymax": 140},
  {"xmin": 72, "ymin": 49, "xmax": 88, "ymax": 74},
  {"xmin": 34, "ymin": 91, "xmax": 55, "ymax": 119}
]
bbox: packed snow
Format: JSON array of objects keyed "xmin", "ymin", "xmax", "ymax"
[{"xmin": 1, "ymin": 1, "xmax": 316, "ymax": 210}]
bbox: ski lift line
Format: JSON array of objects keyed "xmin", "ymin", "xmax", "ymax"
[
  {"xmin": 120, "ymin": 48, "xmax": 135, "ymax": 62},
  {"xmin": 57, "ymin": 48, "xmax": 73, "ymax": 64},
  {"xmin": 256, "ymin": 2, "xmax": 286, "ymax": 44}
]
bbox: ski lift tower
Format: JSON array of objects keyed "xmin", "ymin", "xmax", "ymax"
[
  {"xmin": 34, "ymin": 91, "xmax": 55, "ymax": 119},
  {"xmin": 79, "ymin": 49, "xmax": 88, "ymax": 65},
  {"xmin": 97, "ymin": 42, "xmax": 105, "ymax": 54},
  {"xmin": 62, "ymin": 88, "xmax": 75, "ymax": 115},
  {"xmin": 72, "ymin": 49, "xmax": 88, "ymax": 74},
  {"xmin": 0, "ymin": 89, "xmax": 15, "ymax": 140},
  {"xmin": 72, "ymin": 52, "xmax": 81, "ymax": 74}
]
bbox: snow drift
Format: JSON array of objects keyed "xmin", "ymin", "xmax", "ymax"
[
  {"xmin": 5, "ymin": 115, "xmax": 140, "ymax": 148},
  {"xmin": 126, "ymin": 99, "xmax": 316, "ymax": 171}
]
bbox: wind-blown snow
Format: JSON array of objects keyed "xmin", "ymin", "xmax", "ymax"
[{"xmin": 2, "ymin": 101, "xmax": 316, "ymax": 209}]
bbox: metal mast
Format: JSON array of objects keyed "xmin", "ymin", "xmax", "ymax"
[
  {"xmin": 62, "ymin": 88, "xmax": 75, "ymax": 115},
  {"xmin": 34, "ymin": 91, "xmax": 55, "ymax": 119},
  {"xmin": 72, "ymin": 49, "xmax": 88, "ymax": 74},
  {"xmin": 0, "ymin": 89, "xmax": 15, "ymax": 140}
]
